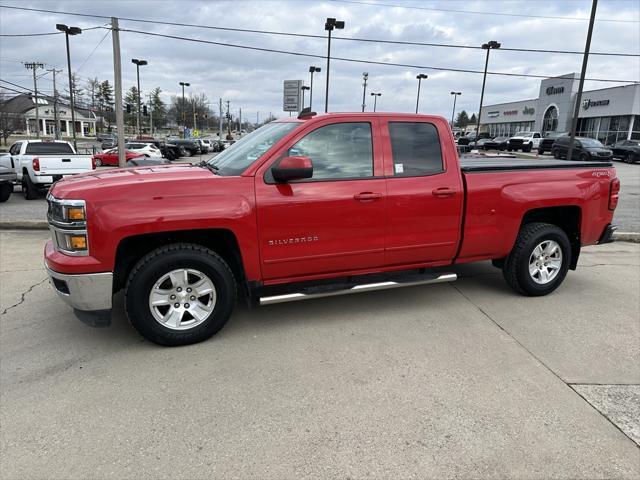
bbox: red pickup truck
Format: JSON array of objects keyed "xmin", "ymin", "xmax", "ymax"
[{"xmin": 45, "ymin": 112, "xmax": 619, "ymax": 346}]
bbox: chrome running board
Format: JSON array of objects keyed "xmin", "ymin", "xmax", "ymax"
[{"xmin": 259, "ymin": 272, "xmax": 457, "ymax": 306}]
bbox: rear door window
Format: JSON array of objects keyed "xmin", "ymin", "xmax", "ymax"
[{"xmin": 388, "ymin": 122, "xmax": 443, "ymax": 176}]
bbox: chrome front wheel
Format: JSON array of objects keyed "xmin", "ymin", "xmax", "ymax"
[
  {"xmin": 148, "ymin": 268, "xmax": 217, "ymax": 330},
  {"xmin": 528, "ymin": 240, "xmax": 563, "ymax": 285}
]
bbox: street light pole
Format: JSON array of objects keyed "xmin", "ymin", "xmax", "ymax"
[
  {"xmin": 179, "ymin": 81, "xmax": 190, "ymax": 138},
  {"xmin": 301, "ymin": 86, "xmax": 310, "ymax": 109},
  {"xmin": 324, "ymin": 18, "xmax": 345, "ymax": 113},
  {"xmin": 415, "ymin": 74, "xmax": 428, "ymax": 114},
  {"xmin": 131, "ymin": 59, "xmax": 147, "ymax": 137},
  {"xmin": 371, "ymin": 92, "xmax": 381, "ymax": 112},
  {"xmin": 308, "ymin": 66, "xmax": 321, "ymax": 111},
  {"xmin": 56, "ymin": 24, "xmax": 82, "ymax": 150},
  {"xmin": 361, "ymin": 72, "xmax": 368, "ymax": 112},
  {"xmin": 450, "ymin": 91, "xmax": 462, "ymax": 127},
  {"xmin": 475, "ymin": 40, "xmax": 501, "ymax": 144}
]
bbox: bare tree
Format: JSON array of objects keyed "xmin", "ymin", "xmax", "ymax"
[{"xmin": 0, "ymin": 111, "xmax": 23, "ymax": 146}]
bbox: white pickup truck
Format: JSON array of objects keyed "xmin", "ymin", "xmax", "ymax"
[
  {"xmin": 0, "ymin": 153, "xmax": 17, "ymax": 202},
  {"xmin": 9, "ymin": 140, "xmax": 94, "ymax": 199},
  {"xmin": 507, "ymin": 131, "xmax": 542, "ymax": 152}
]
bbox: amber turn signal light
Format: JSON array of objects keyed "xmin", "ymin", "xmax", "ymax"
[
  {"xmin": 66, "ymin": 207, "xmax": 85, "ymax": 221},
  {"xmin": 69, "ymin": 235, "xmax": 87, "ymax": 250}
]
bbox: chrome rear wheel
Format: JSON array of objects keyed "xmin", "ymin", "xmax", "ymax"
[{"xmin": 528, "ymin": 240, "xmax": 562, "ymax": 285}]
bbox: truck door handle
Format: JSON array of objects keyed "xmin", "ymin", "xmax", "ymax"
[
  {"xmin": 354, "ymin": 192, "xmax": 383, "ymax": 201},
  {"xmin": 432, "ymin": 187, "xmax": 455, "ymax": 197}
]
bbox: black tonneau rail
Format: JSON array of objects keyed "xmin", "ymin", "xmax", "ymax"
[{"xmin": 460, "ymin": 157, "xmax": 612, "ymax": 173}]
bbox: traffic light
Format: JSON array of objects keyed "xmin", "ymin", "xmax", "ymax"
[
  {"xmin": 126, "ymin": 103, "xmax": 131, "ymax": 114},
  {"xmin": 195, "ymin": 113, "xmax": 198, "ymax": 119},
  {"xmin": 143, "ymin": 105, "xmax": 148, "ymax": 116}
]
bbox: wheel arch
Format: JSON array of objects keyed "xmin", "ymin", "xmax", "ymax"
[
  {"xmin": 520, "ymin": 205, "xmax": 581, "ymax": 269},
  {"xmin": 113, "ymin": 228, "xmax": 246, "ymax": 294}
]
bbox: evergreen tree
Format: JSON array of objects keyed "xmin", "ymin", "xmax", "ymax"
[
  {"xmin": 124, "ymin": 86, "xmax": 140, "ymax": 127},
  {"xmin": 149, "ymin": 87, "xmax": 166, "ymax": 129},
  {"xmin": 455, "ymin": 110, "xmax": 470, "ymax": 128}
]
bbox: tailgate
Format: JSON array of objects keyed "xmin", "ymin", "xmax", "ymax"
[{"xmin": 38, "ymin": 155, "xmax": 93, "ymax": 175}]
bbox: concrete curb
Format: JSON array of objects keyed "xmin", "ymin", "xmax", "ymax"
[
  {"xmin": 1, "ymin": 221, "xmax": 639, "ymax": 243},
  {"xmin": 0, "ymin": 221, "xmax": 48, "ymax": 230},
  {"xmin": 613, "ymin": 231, "xmax": 640, "ymax": 243}
]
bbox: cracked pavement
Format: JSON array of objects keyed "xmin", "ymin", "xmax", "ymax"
[{"xmin": 1, "ymin": 230, "xmax": 639, "ymax": 479}]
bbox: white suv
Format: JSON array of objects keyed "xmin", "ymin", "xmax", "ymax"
[
  {"xmin": 124, "ymin": 142, "xmax": 162, "ymax": 158},
  {"xmin": 507, "ymin": 131, "xmax": 542, "ymax": 152}
]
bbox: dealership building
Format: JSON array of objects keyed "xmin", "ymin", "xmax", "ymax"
[{"xmin": 479, "ymin": 73, "xmax": 640, "ymax": 144}]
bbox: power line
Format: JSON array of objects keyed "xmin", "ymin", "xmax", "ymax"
[
  {"xmin": 118, "ymin": 28, "xmax": 639, "ymax": 84},
  {"xmin": 75, "ymin": 28, "xmax": 111, "ymax": 73},
  {"xmin": 329, "ymin": 0, "xmax": 640, "ymax": 23},
  {"xmin": 0, "ymin": 5, "xmax": 637, "ymax": 57},
  {"xmin": 0, "ymin": 25, "xmax": 107, "ymax": 37}
]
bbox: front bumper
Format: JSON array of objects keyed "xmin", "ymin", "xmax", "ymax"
[
  {"xmin": 45, "ymin": 263, "xmax": 113, "ymax": 326},
  {"xmin": 598, "ymin": 224, "xmax": 617, "ymax": 244}
]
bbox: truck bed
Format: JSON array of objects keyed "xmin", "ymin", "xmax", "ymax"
[{"xmin": 459, "ymin": 156, "xmax": 612, "ymax": 172}]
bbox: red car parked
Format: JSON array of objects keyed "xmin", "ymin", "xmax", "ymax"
[
  {"xmin": 46, "ymin": 112, "xmax": 619, "ymax": 346},
  {"xmin": 93, "ymin": 149, "xmax": 143, "ymax": 167}
]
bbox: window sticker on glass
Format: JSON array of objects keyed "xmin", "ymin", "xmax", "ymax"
[{"xmin": 395, "ymin": 163, "xmax": 404, "ymax": 174}]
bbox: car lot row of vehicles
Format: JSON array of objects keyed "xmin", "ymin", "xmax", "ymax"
[{"xmin": 457, "ymin": 130, "xmax": 639, "ymax": 164}]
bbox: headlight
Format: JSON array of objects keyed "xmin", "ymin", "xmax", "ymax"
[{"xmin": 47, "ymin": 194, "xmax": 89, "ymax": 256}]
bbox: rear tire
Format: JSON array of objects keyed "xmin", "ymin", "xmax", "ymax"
[
  {"xmin": 125, "ymin": 243, "xmax": 237, "ymax": 346},
  {"xmin": 22, "ymin": 175, "xmax": 38, "ymax": 200},
  {"xmin": 502, "ymin": 222, "xmax": 571, "ymax": 296},
  {"xmin": 625, "ymin": 153, "xmax": 634, "ymax": 164},
  {"xmin": 537, "ymin": 148, "xmax": 545, "ymax": 155},
  {"xmin": 95, "ymin": 158, "xmax": 103, "ymax": 167},
  {"xmin": 0, "ymin": 183, "xmax": 12, "ymax": 202},
  {"xmin": 553, "ymin": 149, "xmax": 560, "ymax": 159},
  {"xmin": 579, "ymin": 153, "xmax": 589, "ymax": 162}
]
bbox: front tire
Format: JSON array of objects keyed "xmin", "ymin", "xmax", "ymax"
[
  {"xmin": 125, "ymin": 243, "xmax": 237, "ymax": 346},
  {"xmin": 502, "ymin": 222, "xmax": 571, "ymax": 296},
  {"xmin": 95, "ymin": 158, "xmax": 103, "ymax": 167},
  {"xmin": 625, "ymin": 153, "xmax": 635, "ymax": 164},
  {"xmin": 553, "ymin": 149, "xmax": 561, "ymax": 159}
]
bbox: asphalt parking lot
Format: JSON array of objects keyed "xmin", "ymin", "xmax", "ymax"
[
  {"xmin": 1, "ymin": 230, "xmax": 638, "ymax": 479},
  {"xmin": 1, "ymin": 153, "xmax": 638, "ymax": 233}
]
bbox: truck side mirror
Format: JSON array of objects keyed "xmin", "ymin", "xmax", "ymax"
[{"xmin": 272, "ymin": 156, "xmax": 313, "ymax": 182}]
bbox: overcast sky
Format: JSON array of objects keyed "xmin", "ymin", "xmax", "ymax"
[{"xmin": 1, "ymin": 0, "xmax": 638, "ymax": 122}]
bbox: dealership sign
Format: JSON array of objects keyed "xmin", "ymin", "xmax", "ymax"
[
  {"xmin": 582, "ymin": 98, "xmax": 610, "ymax": 110},
  {"xmin": 546, "ymin": 86, "xmax": 565, "ymax": 95},
  {"xmin": 283, "ymin": 80, "xmax": 303, "ymax": 112},
  {"xmin": 503, "ymin": 110, "xmax": 518, "ymax": 116},
  {"xmin": 487, "ymin": 111, "xmax": 500, "ymax": 118}
]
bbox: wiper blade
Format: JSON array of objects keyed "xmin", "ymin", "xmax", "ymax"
[{"xmin": 197, "ymin": 161, "xmax": 219, "ymax": 173}]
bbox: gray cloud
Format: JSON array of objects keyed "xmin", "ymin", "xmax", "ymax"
[{"xmin": 1, "ymin": 0, "xmax": 638, "ymax": 122}]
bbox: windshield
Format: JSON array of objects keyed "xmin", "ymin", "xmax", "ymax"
[
  {"xmin": 210, "ymin": 122, "xmax": 299, "ymax": 176},
  {"xmin": 580, "ymin": 138, "xmax": 604, "ymax": 148},
  {"xmin": 514, "ymin": 131, "xmax": 531, "ymax": 137}
]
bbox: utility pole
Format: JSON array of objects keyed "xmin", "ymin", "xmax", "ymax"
[
  {"xmin": 256, "ymin": 111, "xmax": 259, "ymax": 126},
  {"xmin": 47, "ymin": 68, "xmax": 63, "ymax": 139},
  {"xmin": 226, "ymin": 100, "xmax": 232, "ymax": 140},
  {"xmin": 148, "ymin": 93, "xmax": 153, "ymax": 135},
  {"xmin": 111, "ymin": 17, "xmax": 126, "ymax": 168},
  {"xmin": 219, "ymin": 98, "xmax": 223, "ymax": 138},
  {"xmin": 192, "ymin": 95, "xmax": 196, "ymax": 132},
  {"xmin": 24, "ymin": 62, "xmax": 44, "ymax": 138},
  {"xmin": 239, "ymin": 108, "xmax": 242, "ymax": 136},
  {"xmin": 568, "ymin": 0, "xmax": 598, "ymax": 161}
]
